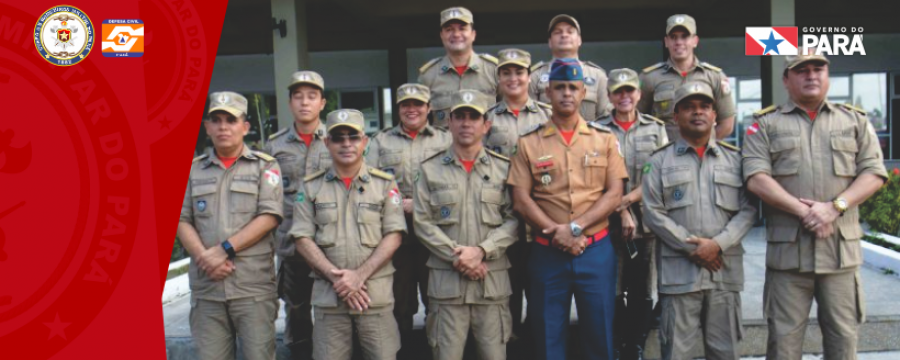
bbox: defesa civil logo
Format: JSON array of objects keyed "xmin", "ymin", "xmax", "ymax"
[
  {"xmin": 34, "ymin": 5, "xmax": 95, "ymax": 66},
  {"xmin": 746, "ymin": 26, "xmax": 866, "ymax": 56},
  {"xmin": 102, "ymin": 19, "xmax": 144, "ymax": 57}
]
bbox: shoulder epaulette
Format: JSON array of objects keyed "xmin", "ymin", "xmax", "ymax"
[
  {"xmin": 486, "ymin": 102, "xmax": 502, "ymax": 114},
  {"xmin": 423, "ymin": 151, "xmax": 444, "ymax": 163},
  {"xmin": 584, "ymin": 61, "xmax": 603, "ymax": 70},
  {"xmin": 651, "ymin": 142, "xmax": 674, "ymax": 155},
  {"xmin": 699, "ymin": 62, "xmax": 722, "ymax": 72},
  {"xmin": 369, "ymin": 167, "xmax": 395, "ymax": 181},
  {"xmin": 254, "ymin": 151, "xmax": 275, "ymax": 162},
  {"xmin": 192, "ymin": 154, "xmax": 208, "ymax": 163},
  {"xmin": 536, "ymin": 101, "xmax": 552, "ymax": 110},
  {"xmin": 419, "ymin": 57, "xmax": 442, "ymax": 73},
  {"xmin": 642, "ymin": 114, "xmax": 666, "ymax": 126},
  {"xmin": 268, "ymin": 126, "xmax": 289, "ymax": 140},
  {"xmin": 642, "ymin": 62, "xmax": 665, "ymax": 73},
  {"xmin": 840, "ymin": 103, "xmax": 867, "ymax": 115},
  {"xmin": 718, "ymin": 141, "xmax": 740, "ymax": 152},
  {"xmin": 485, "ymin": 149, "xmax": 509, "ymax": 162},
  {"xmin": 479, "ymin": 53, "xmax": 498, "ymax": 65},
  {"xmin": 303, "ymin": 168, "xmax": 328, "ymax": 182},
  {"xmin": 521, "ymin": 123, "xmax": 545, "ymax": 137},
  {"xmin": 588, "ymin": 122, "xmax": 612, "ymax": 133},
  {"xmin": 530, "ymin": 61, "xmax": 546, "ymax": 73},
  {"xmin": 754, "ymin": 105, "xmax": 777, "ymax": 117}
]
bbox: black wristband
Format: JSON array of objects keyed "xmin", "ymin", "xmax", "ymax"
[{"xmin": 221, "ymin": 240, "xmax": 236, "ymax": 259}]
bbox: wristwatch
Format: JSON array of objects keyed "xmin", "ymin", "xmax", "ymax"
[
  {"xmin": 832, "ymin": 197, "xmax": 849, "ymax": 216},
  {"xmin": 570, "ymin": 222, "xmax": 583, "ymax": 237},
  {"xmin": 221, "ymin": 240, "xmax": 237, "ymax": 259}
]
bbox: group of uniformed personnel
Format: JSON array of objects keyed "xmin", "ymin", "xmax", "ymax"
[{"xmin": 177, "ymin": 6, "xmax": 888, "ymax": 360}]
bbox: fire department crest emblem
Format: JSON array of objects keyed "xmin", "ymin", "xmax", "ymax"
[{"xmin": 34, "ymin": 6, "xmax": 95, "ymax": 66}]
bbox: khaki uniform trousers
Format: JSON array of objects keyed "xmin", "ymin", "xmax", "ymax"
[
  {"xmin": 312, "ymin": 309, "xmax": 400, "ymax": 360},
  {"xmin": 659, "ymin": 290, "xmax": 743, "ymax": 360},
  {"xmin": 189, "ymin": 296, "xmax": 279, "ymax": 360},
  {"xmin": 426, "ymin": 302, "xmax": 512, "ymax": 360},
  {"xmin": 764, "ymin": 268, "xmax": 865, "ymax": 360}
]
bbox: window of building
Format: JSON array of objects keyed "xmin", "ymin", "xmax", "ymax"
[{"xmin": 725, "ymin": 77, "xmax": 762, "ymax": 147}]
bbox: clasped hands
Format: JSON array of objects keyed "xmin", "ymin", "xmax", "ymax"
[
  {"xmin": 453, "ymin": 246, "xmax": 488, "ymax": 281},
  {"xmin": 797, "ymin": 198, "xmax": 840, "ymax": 239},
  {"xmin": 686, "ymin": 236, "xmax": 723, "ymax": 272},
  {"xmin": 543, "ymin": 224, "xmax": 586, "ymax": 256}
]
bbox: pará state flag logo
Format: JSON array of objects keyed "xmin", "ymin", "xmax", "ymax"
[{"xmin": 746, "ymin": 27, "xmax": 798, "ymax": 55}]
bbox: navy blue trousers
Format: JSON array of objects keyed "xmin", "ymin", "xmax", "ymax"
[{"xmin": 528, "ymin": 235, "xmax": 618, "ymax": 360}]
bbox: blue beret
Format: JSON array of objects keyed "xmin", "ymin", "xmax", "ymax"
[{"xmin": 549, "ymin": 58, "xmax": 583, "ymax": 81}]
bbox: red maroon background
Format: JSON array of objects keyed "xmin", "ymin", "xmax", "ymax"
[{"xmin": 0, "ymin": 0, "xmax": 226, "ymax": 358}]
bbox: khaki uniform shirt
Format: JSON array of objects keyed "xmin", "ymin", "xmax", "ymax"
[
  {"xmin": 365, "ymin": 124, "xmax": 452, "ymax": 197},
  {"xmin": 594, "ymin": 112, "xmax": 669, "ymax": 236},
  {"xmin": 529, "ymin": 59, "xmax": 610, "ymax": 120},
  {"xmin": 507, "ymin": 119, "xmax": 629, "ymax": 236},
  {"xmin": 180, "ymin": 145, "xmax": 284, "ymax": 301},
  {"xmin": 263, "ymin": 122, "xmax": 332, "ymax": 257},
  {"xmin": 638, "ymin": 58, "xmax": 736, "ymax": 137},
  {"xmin": 484, "ymin": 98, "xmax": 552, "ymax": 158},
  {"xmin": 742, "ymin": 101, "xmax": 888, "ymax": 273},
  {"xmin": 290, "ymin": 164, "xmax": 407, "ymax": 314},
  {"xmin": 418, "ymin": 54, "xmax": 499, "ymax": 129},
  {"xmin": 642, "ymin": 138, "xmax": 756, "ymax": 294},
  {"xmin": 413, "ymin": 148, "xmax": 518, "ymax": 304}
]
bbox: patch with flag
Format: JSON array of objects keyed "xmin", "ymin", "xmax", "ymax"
[
  {"xmin": 747, "ymin": 122, "xmax": 760, "ymax": 135},
  {"xmin": 388, "ymin": 188, "xmax": 402, "ymax": 205},
  {"xmin": 746, "ymin": 27, "xmax": 798, "ymax": 55},
  {"xmin": 264, "ymin": 169, "xmax": 281, "ymax": 186}
]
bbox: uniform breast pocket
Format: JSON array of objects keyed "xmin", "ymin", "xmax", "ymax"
[
  {"xmin": 653, "ymin": 90, "xmax": 675, "ymax": 117},
  {"xmin": 314, "ymin": 202, "xmax": 338, "ymax": 248},
  {"xmin": 191, "ymin": 183, "xmax": 217, "ymax": 218},
  {"xmin": 584, "ymin": 154, "xmax": 608, "ymax": 189},
  {"xmin": 662, "ymin": 166, "xmax": 694, "ymax": 209},
  {"xmin": 480, "ymin": 188, "xmax": 505, "ymax": 226},
  {"xmin": 769, "ymin": 135, "xmax": 801, "ymax": 176},
  {"xmin": 378, "ymin": 151, "xmax": 403, "ymax": 176},
  {"xmin": 230, "ymin": 180, "xmax": 259, "ymax": 213},
  {"xmin": 313, "ymin": 152, "xmax": 332, "ymax": 172},
  {"xmin": 713, "ymin": 169, "xmax": 743, "ymax": 212},
  {"xmin": 275, "ymin": 155, "xmax": 299, "ymax": 193},
  {"xmin": 429, "ymin": 190, "xmax": 459, "ymax": 226},
  {"xmin": 634, "ymin": 140, "xmax": 658, "ymax": 167},
  {"xmin": 831, "ymin": 135, "xmax": 859, "ymax": 177},
  {"xmin": 485, "ymin": 125, "xmax": 511, "ymax": 152},
  {"xmin": 357, "ymin": 202, "xmax": 383, "ymax": 248}
]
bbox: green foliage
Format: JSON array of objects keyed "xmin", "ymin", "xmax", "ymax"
[
  {"xmin": 171, "ymin": 238, "xmax": 187, "ymax": 263},
  {"xmin": 863, "ymin": 234, "xmax": 900, "ymax": 252},
  {"xmin": 860, "ymin": 170, "xmax": 900, "ymax": 236}
]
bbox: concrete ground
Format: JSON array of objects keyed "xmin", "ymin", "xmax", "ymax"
[{"xmin": 163, "ymin": 226, "xmax": 900, "ymax": 359}]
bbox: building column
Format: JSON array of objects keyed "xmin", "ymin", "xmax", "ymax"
[
  {"xmin": 272, "ymin": 0, "xmax": 310, "ymax": 131},
  {"xmin": 761, "ymin": 0, "xmax": 794, "ymax": 107}
]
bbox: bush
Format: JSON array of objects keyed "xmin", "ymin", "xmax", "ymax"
[
  {"xmin": 860, "ymin": 168, "xmax": 900, "ymax": 236},
  {"xmin": 171, "ymin": 238, "xmax": 188, "ymax": 263}
]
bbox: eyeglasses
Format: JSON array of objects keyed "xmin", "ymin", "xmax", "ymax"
[{"xmin": 329, "ymin": 134, "xmax": 363, "ymax": 144}]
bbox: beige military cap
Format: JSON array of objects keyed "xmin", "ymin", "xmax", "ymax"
[
  {"xmin": 441, "ymin": 7, "xmax": 473, "ymax": 26},
  {"xmin": 674, "ymin": 81, "xmax": 715, "ymax": 108},
  {"xmin": 396, "ymin": 83, "xmax": 430, "ymax": 104},
  {"xmin": 548, "ymin": 14, "xmax": 581, "ymax": 34},
  {"xmin": 666, "ymin": 14, "xmax": 696, "ymax": 35},
  {"xmin": 784, "ymin": 52, "xmax": 830, "ymax": 70},
  {"xmin": 208, "ymin": 91, "xmax": 248, "ymax": 118},
  {"xmin": 325, "ymin": 109, "xmax": 365, "ymax": 133},
  {"xmin": 497, "ymin": 48, "xmax": 531, "ymax": 70},
  {"xmin": 450, "ymin": 89, "xmax": 490, "ymax": 115},
  {"xmin": 288, "ymin": 70, "xmax": 325, "ymax": 91},
  {"xmin": 608, "ymin": 68, "xmax": 640, "ymax": 92}
]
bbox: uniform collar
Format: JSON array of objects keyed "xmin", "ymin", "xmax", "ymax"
[
  {"xmin": 439, "ymin": 147, "xmax": 492, "ymax": 167},
  {"xmin": 204, "ymin": 143, "xmax": 254, "ymax": 168},
  {"xmin": 440, "ymin": 53, "xmax": 483, "ymax": 74},
  {"xmin": 392, "ymin": 124, "xmax": 435, "ymax": 138},
  {"xmin": 494, "ymin": 98, "xmax": 539, "ymax": 115},
  {"xmin": 665, "ymin": 56, "xmax": 701, "ymax": 74},
  {"xmin": 597, "ymin": 111, "xmax": 651, "ymax": 128},
  {"xmin": 324, "ymin": 163, "xmax": 372, "ymax": 183},
  {"xmin": 674, "ymin": 136, "xmax": 720, "ymax": 157},
  {"xmin": 287, "ymin": 121, "xmax": 326, "ymax": 143},
  {"xmin": 781, "ymin": 99, "xmax": 834, "ymax": 114},
  {"xmin": 542, "ymin": 118, "xmax": 591, "ymax": 137}
]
